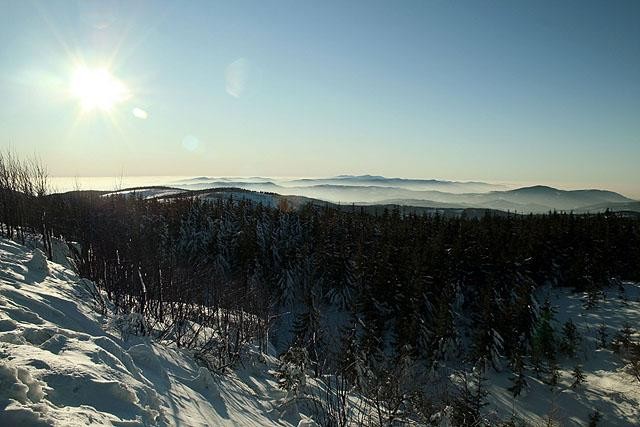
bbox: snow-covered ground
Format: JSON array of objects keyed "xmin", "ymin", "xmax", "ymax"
[
  {"xmin": 102, "ymin": 188, "xmax": 187, "ymax": 200},
  {"xmin": 0, "ymin": 238, "xmax": 323, "ymax": 426},
  {"xmin": 486, "ymin": 285, "xmax": 640, "ymax": 426}
]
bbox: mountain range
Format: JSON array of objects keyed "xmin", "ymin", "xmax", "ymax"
[{"xmin": 99, "ymin": 175, "xmax": 639, "ymax": 215}]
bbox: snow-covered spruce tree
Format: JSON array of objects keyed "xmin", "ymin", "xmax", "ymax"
[
  {"xmin": 325, "ymin": 258, "xmax": 357, "ymax": 311},
  {"xmin": 620, "ymin": 323, "xmax": 634, "ymax": 347},
  {"xmin": 472, "ymin": 265, "xmax": 536, "ymax": 369},
  {"xmin": 584, "ymin": 286, "xmax": 602, "ymax": 310},
  {"xmin": 503, "ymin": 274, "xmax": 539, "ymax": 361},
  {"xmin": 176, "ymin": 199, "xmax": 215, "ymax": 264},
  {"xmin": 273, "ymin": 212, "xmax": 304, "ymax": 310},
  {"xmin": 471, "ymin": 312, "xmax": 505, "ymax": 373},
  {"xmin": 571, "ymin": 364, "xmax": 586, "ymax": 389},
  {"xmin": 254, "ymin": 211, "xmax": 274, "ymax": 278},
  {"xmin": 416, "ymin": 291, "xmax": 435, "ymax": 358},
  {"xmin": 560, "ymin": 319, "xmax": 581, "ymax": 358},
  {"xmin": 508, "ymin": 350, "xmax": 528, "ymax": 397},
  {"xmin": 588, "ymin": 409, "xmax": 602, "ymax": 427},
  {"xmin": 293, "ymin": 256, "xmax": 325, "ymax": 376},
  {"xmin": 212, "ymin": 212, "xmax": 239, "ymax": 281},
  {"xmin": 247, "ymin": 259, "xmax": 272, "ymax": 353},
  {"xmin": 596, "ymin": 323, "xmax": 608, "ymax": 349},
  {"xmin": 353, "ymin": 281, "xmax": 387, "ymax": 360},
  {"xmin": 532, "ymin": 298, "xmax": 557, "ymax": 372},
  {"xmin": 548, "ymin": 363, "xmax": 560, "ymax": 388},
  {"xmin": 276, "ymin": 346, "xmax": 310, "ymax": 396},
  {"xmin": 318, "ymin": 212, "xmax": 358, "ymax": 313},
  {"xmin": 430, "ymin": 283, "xmax": 463, "ymax": 368}
]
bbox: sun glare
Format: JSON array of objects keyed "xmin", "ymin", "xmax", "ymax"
[{"xmin": 70, "ymin": 66, "xmax": 130, "ymax": 112}]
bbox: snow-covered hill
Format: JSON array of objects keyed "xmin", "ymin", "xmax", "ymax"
[
  {"xmin": 102, "ymin": 187, "xmax": 186, "ymax": 200},
  {"xmin": 0, "ymin": 238, "xmax": 323, "ymax": 426},
  {"xmin": 2, "ymin": 236, "xmax": 640, "ymax": 426}
]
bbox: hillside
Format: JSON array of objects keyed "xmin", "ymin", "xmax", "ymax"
[
  {"xmin": 485, "ymin": 284, "xmax": 640, "ymax": 425},
  {"xmin": 2, "ymin": 237, "xmax": 640, "ymax": 425},
  {"xmin": 0, "ymin": 238, "xmax": 336, "ymax": 426}
]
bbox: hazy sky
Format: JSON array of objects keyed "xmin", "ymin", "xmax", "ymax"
[{"xmin": 1, "ymin": 1, "xmax": 639, "ymax": 197}]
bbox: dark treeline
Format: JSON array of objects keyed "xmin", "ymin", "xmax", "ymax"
[{"xmin": 2, "ymin": 154, "xmax": 640, "ymax": 424}]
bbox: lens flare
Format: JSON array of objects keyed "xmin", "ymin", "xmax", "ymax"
[
  {"xmin": 132, "ymin": 107, "xmax": 148, "ymax": 119},
  {"xmin": 70, "ymin": 66, "xmax": 130, "ymax": 112},
  {"xmin": 182, "ymin": 135, "xmax": 200, "ymax": 152},
  {"xmin": 225, "ymin": 58, "xmax": 249, "ymax": 98}
]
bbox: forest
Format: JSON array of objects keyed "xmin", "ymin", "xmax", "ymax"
[{"xmin": 2, "ymin": 152, "xmax": 640, "ymax": 425}]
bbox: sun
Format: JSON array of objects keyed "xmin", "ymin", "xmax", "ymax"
[{"xmin": 69, "ymin": 66, "xmax": 130, "ymax": 112}]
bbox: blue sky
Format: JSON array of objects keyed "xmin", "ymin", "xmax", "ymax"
[{"xmin": 0, "ymin": 0, "xmax": 639, "ymax": 196}]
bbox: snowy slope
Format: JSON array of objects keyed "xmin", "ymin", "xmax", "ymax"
[
  {"xmin": 0, "ymin": 238, "xmax": 320, "ymax": 426},
  {"xmin": 102, "ymin": 187, "xmax": 187, "ymax": 200},
  {"xmin": 486, "ymin": 285, "xmax": 640, "ymax": 426}
]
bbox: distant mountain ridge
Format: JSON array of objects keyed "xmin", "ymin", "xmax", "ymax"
[
  {"xmin": 101, "ymin": 177, "xmax": 639, "ymax": 215},
  {"xmin": 170, "ymin": 176, "xmax": 508, "ymax": 201},
  {"xmin": 283, "ymin": 175, "xmax": 506, "ymax": 193},
  {"xmin": 374, "ymin": 186, "xmax": 634, "ymax": 214}
]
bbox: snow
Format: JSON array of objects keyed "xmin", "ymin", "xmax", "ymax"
[
  {"xmin": 102, "ymin": 188, "xmax": 187, "ymax": 200},
  {"xmin": 486, "ymin": 284, "xmax": 640, "ymax": 426},
  {"xmin": 197, "ymin": 190, "xmax": 280, "ymax": 208},
  {"xmin": 103, "ymin": 187, "xmax": 286, "ymax": 208},
  {"xmin": 0, "ymin": 238, "xmax": 328, "ymax": 426}
]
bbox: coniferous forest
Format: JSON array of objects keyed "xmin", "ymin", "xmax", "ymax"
[{"xmin": 2, "ymin": 155, "xmax": 640, "ymax": 424}]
